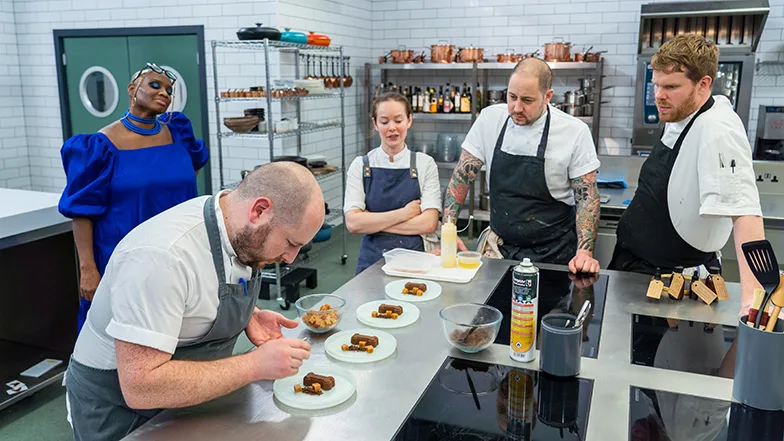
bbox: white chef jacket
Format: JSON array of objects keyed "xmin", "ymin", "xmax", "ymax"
[
  {"xmin": 662, "ymin": 95, "xmax": 762, "ymax": 252},
  {"xmin": 72, "ymin": 192, "xmax": 251, "ymax": 369},
  {"xmin": 461, "ymin": 103, "xmax": 600, "ymax": 206},
  {"xmin": 344, "ymin": 146, "xmax": 442, "ymax": 214}
]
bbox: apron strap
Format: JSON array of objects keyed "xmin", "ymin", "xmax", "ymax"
[
  {"xmin": 536, "ymin": 106, "xmax": 551, "ymax": 159},
  {"xmin": 202, "ymin": 195, "xmax": 228, "ymax": 283},
  {"xmin": 661, "ymin": 96, "xmax": 715, "ymax": 154},
  {"xmin": 409, "ymin": 150, "xmax": 418, "ymax": 179},
  {"xmin": 362, "ymin": 155, "xmax": 371, "ymax": 178},
  {"xmin": 494, "ymin": 116, "xmax": 511, "ymax": 154}
]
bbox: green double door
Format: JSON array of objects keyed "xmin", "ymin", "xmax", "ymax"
[{"xmin": 61, "ymin": 34, "xmax": 209, "ymax": 194}]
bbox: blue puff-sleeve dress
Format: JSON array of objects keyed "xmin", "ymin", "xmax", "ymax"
[{"xmin": 58, "ymin": 112, "xmax": 209, "ymax": 333}]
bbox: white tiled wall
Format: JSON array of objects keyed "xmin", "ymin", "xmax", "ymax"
[
  {"xmin": 0, "ymin": 0, "xmax": 31, "ymax": 189},
  {"xmin": 370, "ymin": 0, "xmax": 784, "ymax": 155},
  {"xmin": 1, "ymin": 0, "xmax": 783, "ymax": 194},
  {"xmin": 8, "ymin": 0, "xmax": 370, "ymax": 209}
]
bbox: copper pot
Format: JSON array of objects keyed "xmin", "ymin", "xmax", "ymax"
[
  {"xmin": 497, "ymin": 48, "xmax": 523, "ymax": 63},
  {"xmin": 458, "ymin": 45, "xmax": 484, "ymax": 63},
  {"xmin": 585, "ymin": 51, "xmax": 605, "ymax": 62},
  {"xmin": 430, "ymin": 41, "xmax": 455, "ymax": 63},
  {"xmin": 544, "ymin": 38, "xmax": 572, "ymax": 62},
  {"xmin": 390, "ymin": 46, "xmax": 414, "ymax": 64}
]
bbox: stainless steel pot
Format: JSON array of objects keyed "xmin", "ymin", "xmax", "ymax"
[
  {"xmin": 577, "ymin": 78, "xmax": 595, "ymax": 90},
  {"xmin": 582, "ymin": 103, "xmax": 593, "ymax": 117},
  {"xmin": 561, "ymin": 104, "xmax": 583, "ymax": 116},
  {"xmin": 564, "ymin": 90, "xmax": 585, "ymax": 106}
]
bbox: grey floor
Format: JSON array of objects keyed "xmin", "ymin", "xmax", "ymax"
[{"xmin": 0, "ymin": 228, "xmax": 478, "ymax": 441}]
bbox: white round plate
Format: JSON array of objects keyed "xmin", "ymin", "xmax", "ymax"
[
  {"xmin": 385, "ymin": 279, "xmax": 442, "ymax": 302},
  {"xmin": 324, "ymin": 328, "xmax": 397, "ymax": 363},
  {"xmin": 356, "ymin": 300, "xmax": 420, "ymax": 329},
  {"xmin": 273, "ymin": 364, "xmax": 356, "ymax": 410}
]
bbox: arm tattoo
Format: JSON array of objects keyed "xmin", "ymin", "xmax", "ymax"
[
  {"xmin": 571, "ymin": 171, "xmax": 600, "ymax": 252},
  {"xmin": 443, "ymin": 151, "xmax": 483, "ymax": 222}
]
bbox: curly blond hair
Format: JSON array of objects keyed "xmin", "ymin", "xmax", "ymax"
[{"xmin": 651, "ymin": 34, "xmax": 719, "ymax": 83}]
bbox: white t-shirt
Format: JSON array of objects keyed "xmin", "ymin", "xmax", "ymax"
[
  {"xmin": 72, "ymin": 192, "xmax": 252, "ymax": 369},
  {"xmin": 461, "ymin": 104, "xmax": 600, "ymax": 206},
  {"xmin": 344, "ymin": 146, "xmax": 441, "ymax": 213},
  {"xmin": 663, "ymin": 95, "xmax": 762, "ymax": 252}
]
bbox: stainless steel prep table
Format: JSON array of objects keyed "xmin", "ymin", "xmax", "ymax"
[
  {"xmin": 126, "ymin": 259, "xmax": 746, "ymax": 441},
  {"xmin": 0, "ymin": 188, "xmax": 78, "ymax": 410}
]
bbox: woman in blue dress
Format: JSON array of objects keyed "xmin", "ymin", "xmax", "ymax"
[{"xmin": 58, "ymin": 63, "xmax": 209, "ymax": 333}]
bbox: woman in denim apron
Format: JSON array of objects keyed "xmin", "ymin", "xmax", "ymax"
[{"xmin": 345, "ymin": 92, "xmax": 442, "ymax": 274}]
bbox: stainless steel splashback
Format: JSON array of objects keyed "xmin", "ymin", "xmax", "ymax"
[{"xmin": 637, "ymin": 0, "xmax": 770, "ymax": 55}]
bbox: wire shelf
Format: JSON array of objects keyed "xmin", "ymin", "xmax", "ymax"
[
  {"xmin": 213, "ymin": 40, "xmax": 343, "ymax": 53},
  {"xmin": 219, "ymin": 121, "xmax": 342, "ymax": 139},
  {"xmin": 221, "ymin": 168, "xmax": 342, "ymax": 191},
  {"xmin": 217, "ymin": 92, "xmax": 342, "ymax": 103}
]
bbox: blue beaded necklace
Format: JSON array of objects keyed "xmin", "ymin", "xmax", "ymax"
[{"xmin": 122, "ymin": 110, "xmax": 161, "ymax": 136}]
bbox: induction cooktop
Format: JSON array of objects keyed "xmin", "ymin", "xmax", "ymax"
[
  {"xmin": 629, "ymin": 386, "xmax": 784, "ymax": 441},
  {"xmin": 485, "ymin": 266, "xmax": 609, "ymax": 358},
  {"xmin": 631, "ymin": 314, "xmax": 737, "ymax": 377},
  {"xmin": 395, "ymin": 358, "xmax": 594, "ymax": 441}
]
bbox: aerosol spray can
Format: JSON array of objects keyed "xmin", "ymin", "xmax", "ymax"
[{"xmin": 510, "ymin": 258, "xmax": 539, "ymax": 362}]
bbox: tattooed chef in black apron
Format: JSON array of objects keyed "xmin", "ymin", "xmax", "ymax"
[
  {"xmin": 442, "ymin": 57, "xmax": 602, "ymax": 275},
  {"xmin": 64, "ymin": 162, "xmax": 323, "ymax": 441},
  {"xmin": 609, "ymin": 34, "xmax": 766, "ymax": 315}
]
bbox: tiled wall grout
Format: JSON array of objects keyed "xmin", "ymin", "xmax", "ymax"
[
  {"xmin": 0, "ymin": 0, "xmax": 32, "ymax": 189},
  {"xmin": 370, "ymin": 0, "xmax": 784, "ymax": 155},
  {"xmin": 0, "ymin": 0, "xmax": 783, "ymax": 193}
]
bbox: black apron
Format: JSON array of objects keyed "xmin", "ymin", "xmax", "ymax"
[
  {"xmin": 610, "ymin": 97, "xmax": 718, "ymax": 274},
  {"xmin": 489, "ymin": 109, "xmax": 577, "ymax": 265},
  {"xmin": 65, "ymin": 195, "xmax": 263, "ymax": 441}
]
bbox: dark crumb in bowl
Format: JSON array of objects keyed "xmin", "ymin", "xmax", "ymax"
[{"xmin": 450, "ymin": 327, "xmax": 493, "ymax": 348}]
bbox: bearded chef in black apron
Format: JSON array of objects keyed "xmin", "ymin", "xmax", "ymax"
[
  {"xmin": 608, "ymin": 34, "xmax": 765, "ymax": 314},
  {"xmin": 442, "ymin": 58, "xmax": 601, "ymax": 274}
]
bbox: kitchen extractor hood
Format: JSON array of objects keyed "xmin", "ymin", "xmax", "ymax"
[{"xmin": 637, "ymin": 0, "xmax": 770, "ymax": 55}]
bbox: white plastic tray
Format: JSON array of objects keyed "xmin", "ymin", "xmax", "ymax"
[{"xmin": 381, "ymin": 261, "xmax": 483, "ymax": 284}]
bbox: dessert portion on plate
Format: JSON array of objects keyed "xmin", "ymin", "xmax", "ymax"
[
  {"xmin": 293, "ymin": 372, "xmax": 336, "ymax": 396},
  {"xmin": 371, "ymin": 303, "xmax": 404, "ymax": 320},
  {"xmin": 402, "ymin": 282, "xmax": 427, "ymax": 296},
  {"xmin": 341, "ymin": 333, "xmax": 378, "ymax": 353}
]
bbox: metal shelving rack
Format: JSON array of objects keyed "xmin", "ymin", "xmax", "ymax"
[
  {"xmin": 365, "ymin": 60, "xmax": 605, "ymax": 236},
  {"xmin": 211, "ymin": 39, "xmax": 348, "ymax": 309}
]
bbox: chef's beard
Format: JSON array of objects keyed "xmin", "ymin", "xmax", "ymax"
[
  {"xmin": 232, "ymin": 223, "xmax": 278, "ymax": 268},
  {"xmin": 657, "ymin": 87, "xmax": 698, "ymax": 123},
  {"xmin": 510, "ymin": 103, "xmax": 546, "ymax": 126}
]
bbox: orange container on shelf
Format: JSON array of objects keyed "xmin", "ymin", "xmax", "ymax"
[{"xmin": 307, "ymin": 32, "xmax": 331, "ymax": 46}]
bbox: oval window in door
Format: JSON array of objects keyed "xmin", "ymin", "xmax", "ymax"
[{"xmin": 79, "ymin": 66, "xmax": 119, "ymax": 118}]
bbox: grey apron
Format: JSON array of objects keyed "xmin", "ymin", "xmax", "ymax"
[{"xmin": 66, "ymin": 195, "xmax": 262, "ymax": 441}]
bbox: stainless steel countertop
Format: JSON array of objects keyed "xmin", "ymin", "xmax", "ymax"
[
  {"xmin": 126, "ymin": 259, "xmax": 744, "ymax": 441},
  {"xmin": 0, "ymin": 188, "xmax": 71, "ymax": 249},
  {"xmin": 599, "ymin": 187, "xmax": 784, "ymax": 222}
]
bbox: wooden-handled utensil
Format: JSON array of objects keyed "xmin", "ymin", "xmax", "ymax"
[
  {"xmin": 764, "ymin": 275, "xmax": 784, "ymax": 332},
  {"xmin": 742, "ymin": 240, "xmax": 781, "ymax": 328}
]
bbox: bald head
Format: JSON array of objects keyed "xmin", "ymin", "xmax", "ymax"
[
  {"xmin": 234, "ymin": 161, "xmax": 323, "ymax": 227},
  {"xmin": 512, "ymin": 58, "xmax": 553, "ymax": 95}
]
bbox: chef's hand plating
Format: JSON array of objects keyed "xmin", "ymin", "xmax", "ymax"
[{"xmin": 245, "ymin": 308, "xmax": 301, "ymax": 346}]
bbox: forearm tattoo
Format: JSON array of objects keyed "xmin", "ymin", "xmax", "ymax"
[
  {"xmin": 443, "ymin": 151, "xmax": 482, "ymax": 222},
  {"xmin": 571, "ymin": 171, "xmax": 600, "ymax": 252}
]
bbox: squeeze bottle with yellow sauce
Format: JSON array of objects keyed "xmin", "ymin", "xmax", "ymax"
[{"xmin": 441, "ymin": 218, "xmax": 457, "ymax": 268}]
